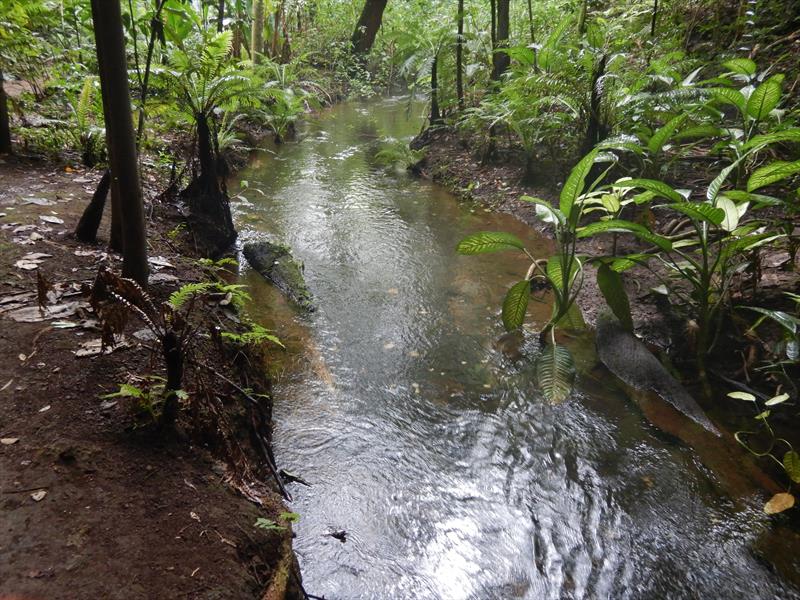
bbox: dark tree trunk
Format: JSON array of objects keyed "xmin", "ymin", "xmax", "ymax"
[
  {"xmin": 577, "ymin": 0, "xmax": 588, "ymax": 35},
  {"xmin": 90, "ymin": 0, "xmax": 149, "ymax": 286},
  {"xmin": 251, "ymin": 0, "xmax": 264, "ymax": 64},
  {"xmin": 456, "ymin": 0, "xmax": 465, "ymax": 110},
  {"xmin": 0, "ymin": 69, "xmax": 11, "ymax": 154},
  {"xmin": 136, "ymin": 0, "xmax": 167, "ymax": 145},
  {"xmin": 182, "ymin": 112, "xmax": 237, "ymax": 257},
  {"xmin": 491, "ymin": 0, "xmax": 510, "ymax": 81},
  {"xmin": 159, "ymin": 329, "xmax": 184, "ymax": 429},
  {"xmin": 430, "ymin": 53, "xmax": 442, "ymax": 125},
  {"xmin": 582, "ymin": 54, "xmax": 608, "ymax": 155},
  {"xmin": 350, "ymin": 0, "xmax": 388, "ymax": 55},
  {"xmin": 527, "ymin": 0, "xmax": 535, "ymax": 42},
  {"xmin": 490, "ymin": 0, "xmax": 496, "ymax": 49},
  {"xmin": 650, "ymin": 0, "xmax": 658, "ymax": 37},
  {"xmin": 75, "ymin": 169, "xmax": 111, "ymax": 243},
  {"xmin": 217, "ymin": 0, "xmax": 225, "ymax": 32}
]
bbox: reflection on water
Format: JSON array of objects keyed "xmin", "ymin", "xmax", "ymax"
[{"xmin": 234, "ymin": 97, "xmax": 800, "ymax": 599}]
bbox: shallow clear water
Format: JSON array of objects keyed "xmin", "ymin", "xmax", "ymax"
[{"xmin": 233, "ymin": 97, "xmax": 800, "ymax": 600}]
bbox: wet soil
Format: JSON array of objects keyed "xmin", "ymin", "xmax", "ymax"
[{"xmin": 0, "ymin": 156, "xmax": 300, "ymax": 599}]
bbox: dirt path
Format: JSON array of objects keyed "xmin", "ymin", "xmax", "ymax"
[{"xmin": 0, "ymin": 157, "xmax": 300, "ymax": 599}]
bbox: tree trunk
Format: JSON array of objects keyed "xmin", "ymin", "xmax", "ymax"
[
  {"xmin": 136, "ymin": 0, "xmax": 167, "ymax": 146},
  {"xmin": 490, "ymin": 0, "xmax": 496, "ymax": 49},
  {"xmin": 491, "ymin": 0, "xmax": 510, "ymax": 81},
  {"xmin": 159, "ymin": 329, "xmax": 184, "ymax": 429},
  {"xmin": 183, "ymin": 112, "xmax": 237, "ymax": 257},
  {"xmin": 217, "ymin": 0, "xmax": 225, "ymax": 32},
  {"xmin": 577, "ymin": 0, "xmax": 588, "ymax": 35},
  {"xmin": 582, "ymin": 53, "xmax": 608, "ymax": 155},
  {"xmin": 650, "ymin": 0, "xmax": 658, "ymax": 37},
  {"xmin": 350, "ymin": 0, "xmax": 388, "ymax": 55},
  {"xmin": 90, "ymin": 0, "xmax": 149, "ymax": 286},
  {"xmin": 251, "ymin": 0, "xmax": 264, "ymax": 64},
  {"xmin": 430, "ymin": 53, "xmax": 442, "ymax": 125},
  {"xmin": 0, "ymin": 69, "xmax": 11, "ymax": 154},
  {"xmin": 456, "ymin": 0, "xmax": 465, "ymax": 110},
  {"xmin": 75, "ymin": 169, "xmax": 111, "ymax": 243}
]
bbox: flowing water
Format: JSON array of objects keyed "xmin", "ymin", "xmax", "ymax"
[{"xmin": 232, "ymin": 98, "xmax": 800, "ymax": 599}]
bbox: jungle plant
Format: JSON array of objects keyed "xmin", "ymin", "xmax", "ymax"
[
  {"xmin": 66, "ymin": 76, "xmax": 105, "ymax": 166},
  {"xmin": 457, "ymin": 149, "xmax": 620, "ymax": 402},
  {"xmin": 729, "ymin": 389, "xmax": 799, "ymax": 514}
]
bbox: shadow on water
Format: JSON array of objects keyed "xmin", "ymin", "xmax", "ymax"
[{"xmin": 232, "ymin": 97, "xmax": 800, "ymax": 599}]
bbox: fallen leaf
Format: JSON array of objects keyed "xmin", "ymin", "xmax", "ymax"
[
  {"xmin": 31, "ymin": 490, "xmax": 47, "ymax": 502},
  {"xmin": 39, "ymin": 405, "xmax": 51, "ymax": 412},
  {"xmin": 39, "ymin": 215, "xmax": 64, "ymax": 225},
  {"xmin": 23, "ymin": 197, "xmax": 54, "ymax": 206},
  {"xmin": 24, "ymin": 252, "xmax": 52, "ymax": 261},
  {"xmin": 1, "ymin": 437, "xmax": 19, "ymax": 445},
  {"xmin": 148, "ymin": 256, "xmax": 175, "ymax": 269},
  {"xmin": 190, "ymin": 511, "xmax": 201, "ymax": 522},
  {"xmin": 14, "ymin": 260, "xmax": 40, "ymax": 270},
  {"xmin": 765, "ymin": 492, "xmax": 795, "ymax": 514},
  {"xmin": 387, "ymin": 288, "xmax": 399, "ymax": 295},
  {"xmin": 6, "ymin": 301, "xmax": 83, "ymax": 323},
  {"xmin": 73, "ymin": 336, "xmax": 129, "ymax": 357},
  {"xmin": 149, "ymin": 273, "xmax": 179, "ymax": 284}
]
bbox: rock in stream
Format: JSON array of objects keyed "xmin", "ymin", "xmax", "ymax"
[
  {"xmin": 596, "ymin": 312, "xmax": 720, "ymax": 436},
  {"xmin": 243, "ymin": 241, "xmax": 314, "ymax": 312}
]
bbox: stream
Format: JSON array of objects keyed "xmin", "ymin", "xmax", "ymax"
[{"xmin": 232, "ymin": 98, "xmax": 800, "ymax": 600}]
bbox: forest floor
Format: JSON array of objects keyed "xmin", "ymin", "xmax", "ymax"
[{"xmin": 0, "ymin": 156, "xmax": 300, "ymax": 600}]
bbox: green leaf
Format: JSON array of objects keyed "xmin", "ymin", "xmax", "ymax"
[
  {"xmin": 554, "ymin": 302, "xmax": 586, "ymax": 331},
  {"xmin": 746, "ymin": 79, "xmax": 782, "ymax": 121},
  {"xmin": 766, "ymin": 393, "xmax": 790, "ymax": 406},
  {"xmin": 560, "ymin": 149, "xmax": 599, "ymax": 221},
  {"xmin": 456, "ymin": 232, "xmax": 525, "ymax": 254},
  {"xmin": 717, "ymin": 196, "xmax": 744, "ymax": 231},
  {"xmin": 723, "ymin": 58, "xmax": 757, "ymax": 77},
  {"xmin": 665, "ymin": 202, "xmax": 725, "ymax": 226},
  {"xmin": 741, "ymin": 128, "xmax": 800, "ymax": 152},
  {"xmin": 502, "ymin": 280, "xmax": 531, "ymax": 331},
  {"xmin": 711, "ymin": 88, "xmax": 746, "ymax": 114},
  {"xmin": 577, "ymin": 219, "xmax": 673, "ymax": 251},
  {"xmin": 101, "ymin": 384, "xmax": 144, "ymax": 399},
  {"xmin": 707, "ymin": 157, "xmax": 744, "ymax": 201},
  {"xmin": 784, "ymin": 451, "xmax": 800, "ymax": 483},
  {"xmin": 747, "ymin": 160, "xmax": 800, "ymax": 192},
  {"xmin": 727, "ymin": 391, "xmax": 756, "ymax": 401},
  {"xmin": 647, "ymin": 114, "xmax": 686, "ymax": 155},
  {"xmin": 254, "ymin": 517, "xmax": 286, "ymax": 532},
  {"xmin": 521, "ymin": 196, "xmax": 565, "ymax": 225},
  {"xmin": 673, "ymin": 125, "xmax": 726, "ymax": 141},
  {"xmin": 755, "ymin": 410, "xmax": 771, "ymax": 420},
  {"xmin": 744, "ymin": 307, "xmax": 800, "ymax": 336},
  {"xmin": 618, "ymin": 178, "xmax": 683, "ymax": 202},
  {"xmin": 545, "ymin": 255, "xmax": 580, "ymax": 292},
  {"xmin": 536, "ymin": 342, "xmax": 575, "ymax": 404},
  {"xmin": 597, "ymin": 264, "xmax": 633, "ymax": 332}
]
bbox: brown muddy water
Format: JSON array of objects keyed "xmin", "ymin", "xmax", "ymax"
[{"xmin": 231, "ymin": 97, "xmax": 800, "ymax": 599}]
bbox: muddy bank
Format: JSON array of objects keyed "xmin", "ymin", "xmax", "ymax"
[{"xmin": 0, "ymin": 156, "xmax": 302, "ymax": 599}]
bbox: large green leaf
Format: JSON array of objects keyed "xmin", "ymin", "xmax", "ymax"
[
  {"xmin": 665, "ymin": 202, "xmax": 725, "ymax": 226},
  {"xmin": 723, "ymin": 58, "xmax": 757, "ymax": 77},
  {"xmin": 457, "ymin": 232, "xmax": 525, "ymax": 254},
  {"xmin": 545, "ymin": 255, "xmax": 580, "ymax": 293},
  {"xmin": 554, "ymin": 302, "xmax": 586, "ymax": 331},
  {"xmin": 536, "ymin": 342, "xmax": 576, "ymax": 404},
  {"xmin": 747, "ymin": 160, "xmax": 800, "ymax": 192},
  {"xmin": 577, "ymin": 219, "xmax": 673, "ymax": 251},
  {"xmin": 784, "ymin": 451, "xmax": 800, "ymax": 484},
  {"xmin": 674, "ymin": 125, "xmax": 726, "ymax": 141},
  {"xmin": 618, "ymin": 178, "xmax": 683, "ymax": 202},
  {"xmin": 742, "ymin": 128, "xmax": 800, "ymax": 152},
  {"xmin": 716, "ymin": 196, "xmax": 746, "ymax": 231},
  {"xmin": 521, "ymin": 196, "xmax": 565, "ymax": 225},
  {"xmin": 597, "ymin": 264, "xmax": 633, "ymax": 332},
  {"xmin": 647, "ymin": 114, "xmax": 686, "ymax": 155},
  {"xmin": 746, "ymin": 79, "xmax": 782, "ymax": 121},
  {"xmin": 560, "ymin": 149, "xmax": 599, "ymax": 222},
  {"xmin": 711, "ymin": 88, "xmax": 746, "ymax": 114},
  {"xmin": 502, "ymin": 280, "xmax": 531, "ymax": 331}
]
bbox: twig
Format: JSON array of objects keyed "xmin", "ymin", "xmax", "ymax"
[{"xmin": 191, "ymin": 358, "xmax": 291, "ymax": 501}]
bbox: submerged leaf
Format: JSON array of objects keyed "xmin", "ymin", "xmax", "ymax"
[
  {"xmin": 536, "ymin": 342, "xmax": 576, "ymax": 404},
  {"xmin": 784, "ymin": 451, "xmax": 800, "ymax": 484},
  {"xmin": 502, "ymin": 280, "xmax": 531, "ymax": 331}
]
